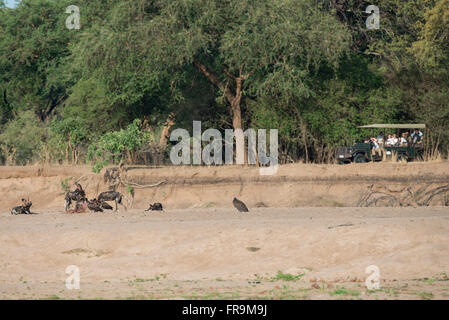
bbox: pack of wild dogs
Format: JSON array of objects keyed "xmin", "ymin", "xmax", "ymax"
[
  {"xmin": 10, "ymin": 183, "xmax": 163, "ymax": 215},
  {"xmin": 10, "ymin": 182, "xmax": 250, "ymax": 215}
]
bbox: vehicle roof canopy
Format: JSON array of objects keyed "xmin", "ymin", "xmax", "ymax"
[{"xmin": 357, "ymin": 124, "xmax": 426, "ymax": 129}]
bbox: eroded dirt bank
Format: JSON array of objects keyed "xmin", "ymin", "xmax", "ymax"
[{"xmin": 0, "ymin": 162, "xmax": 448, "ymax": 210}]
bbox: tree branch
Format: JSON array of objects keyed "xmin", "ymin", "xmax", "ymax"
[
  {"xmin": 223, "ymin": 67, "xmax": 236, "ymax": 80},
  {"xmin": 241, "ymin": 66, "xmax": 257, "ymax": 80},
  {"xmin": 193, "ymin": 58, "xmax": 235, "ymax": 103}
]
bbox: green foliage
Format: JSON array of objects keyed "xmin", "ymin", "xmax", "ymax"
[
  {"xmin": 46, "ymin": 117, "xmax": 88, "ymax": 163},
  {"xmin": 92, "ymin": 160, "xmax": 108, "ymax": 174},
  {"xmin": 126, "ymin": 184, "xmax": 134, "ymax": 196},
  {"xmin": 88, "ymin": 119, "xmax": 147, "ymax": 172},
  {"xmin": 0, "ymin": 0, "xmax": 448, "ymax": 165},
  {"xmin": 330, "ymin": 286, "xmax": 360, "ymax": 297},
  {"xmin": 0, "ymin": 0, "xmax": 75, "ymax": 119},
  {"xmin": 272, "ymin": 271, "xmax": 305, "ymax": 282},
  {"xmin": 412, "ymin": 0, "xmax": 449, "ymax": 69},
  {"xmin": 0, "ymin": 110, "xmax": 47, "ymax": 164},
  {"xmin": 59, "ymin": 176, "xmax": 73, "ymax": 193}
]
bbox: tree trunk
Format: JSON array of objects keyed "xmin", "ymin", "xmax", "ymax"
[
  {"xmin": 65, "ymin": 147, "xmax": 69, "ymax": 164},
  {"xmin": 68, "ymin": 138, "xmax": 74, "ymax": 164},
  {"xmin": 193, "ymin": 59, "xmax": 248, "ymax": 132},
  {"xmin": 192, "ymin": 59, "xmax": 252, "ymax": 164},
  {"xmin": 299, "ymin": 117, "xmax": 309, "ymax": 163},
  {"xmin": 74, "ymin": 148, "xmax": 79, "ymax": 165},
  {"xmin": 231, "ymin": 98, "xmax": 248, "ymax": 165},
  {"xmin": 231, "ymin": 77, "xmax": 243, "ymax": 130},
  {"xmin": 154, "ymin": 113, "xmax": 175, "ymax": 165},
  {"xmin": 159, "ymin": 113, "xmax": 175, "ymax": 147},
  {"xmin": 126, "ymin": 148, "xmax": 132, "ymax": 164}
]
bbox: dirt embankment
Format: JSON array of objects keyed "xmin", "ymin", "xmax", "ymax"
[{"xmin": 0, "ymin": 162, "xmax": 448, "ymax": 210}]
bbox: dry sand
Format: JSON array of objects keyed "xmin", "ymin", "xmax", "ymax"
[
  {"xmin": 1, "ymin": 207, "xmax": 449, "ymax": 300},
  {"xmin": 0, "ymin": 163, "xmax": 448, "ymax": 299}
]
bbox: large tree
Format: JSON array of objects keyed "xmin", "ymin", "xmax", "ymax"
[
  {"xmin": 148, "ymin": 0, "xmax": 350, "ymax": 132},
  {"xmin": 73, "ymin": 0, "xmax": 350, "ymax": 133},
  {"xmin": 0, "ymin": 0, "xmax": 74, "ymax": 121},
  {"xmin": 1, "ymin": 0, "xmax": 448, "ymax": 164}
]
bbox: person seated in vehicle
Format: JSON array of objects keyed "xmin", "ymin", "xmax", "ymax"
[
  {"xmin": 377, "ymin": 132, "xmax": 384, "ymax": 147},
  {"xmin": 370, "ymin": 137, "xmax": 381, "ymax": 157},
  {"xmin": 411, "ymin": 129, "xmax": 423, "ymax": 145},
  {"xmin": 406, "ymin": 130, "xmax": 413, "ymax": 144},
  {"xmin": 391, "ymin": 134, "xmax": 399, "ymax": 146},
  {"xmin": 385, "ymin": 134, "xmax": 394, "ymax": 146},
  {"xmin": 399, "ymin": 132, "xmax": 409, "ymax": 147}
]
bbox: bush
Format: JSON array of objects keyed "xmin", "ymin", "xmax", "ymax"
[
  {"xmin": 47, "ymin": 118, "xmax": 88, "ymax": 164},
  {"xmin": 0, "ymin": 110, "xmax": 47, "ymax": 165},
  {"xmin": 88, "ymin": 119, "xmax": 148, "ymax": 172}
]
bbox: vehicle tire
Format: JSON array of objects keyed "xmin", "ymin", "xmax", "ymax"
[{"xmin": 354, "ymin": 153, "xmax": 366, "ymax": 163}]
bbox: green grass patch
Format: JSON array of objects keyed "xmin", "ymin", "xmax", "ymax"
[
  {"xmin": 330, "ymin": 286, "xmax": 360, "ymax": 297},
  {"xmin": 272, "ymin": 270, "xmax": 305, "ymax": 282},
  {"xmin": 414, "ymin": 291, "xmax": 434, "ymax": 300}
]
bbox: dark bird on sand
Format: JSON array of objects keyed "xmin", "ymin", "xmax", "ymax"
[
  {"xmin": 233, "ymin": 197, "xmax": 249, "ymax": 212},
  {"xmin": 100, "ymin": 201, "xmax": 113, "ymax": 210},
  {"xmin": 87, "ymin": 199, "xmax": 114, "ymax": 212},
  {"xmin": 87, "ymin": 199, "xmax": 103, "ymax": 212},
  {"xmin": 145, "ymin": 203, "xmax": 163, "ymax": 211}
]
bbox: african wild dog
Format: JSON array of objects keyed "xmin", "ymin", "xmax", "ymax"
[
  {"xmin": 97, "ymin": 191, "xmax": 130, "ymax": 211},
  {"xmin": 64, "ymin": 183, "xmax": 87, "ymax": 211},
  {"xmin": 11, "ymin": 199, "xmax": 33, "ymax": 215}
]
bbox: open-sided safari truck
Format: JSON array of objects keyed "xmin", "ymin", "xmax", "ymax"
[{"xmin": 335, "ymin": 124, "xmax": 426, "ymax": 164}]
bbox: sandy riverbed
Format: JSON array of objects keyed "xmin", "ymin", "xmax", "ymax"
[{"xmin": 1, "ymin": 206, "xmax": 448, "ymax": 300}]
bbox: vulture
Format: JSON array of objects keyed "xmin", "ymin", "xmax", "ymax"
[
  {"xmin": 87, "ymin": 199, "xmax": 103, "ymax": 212},
  {"xmin": 100, "ymin": 201, "xmax": 113, "ymax": 211},
  {"xmin": 233, "ymin": 197, "xmax": 249, "ymax": 212},
  {"xmin": 87, "ymin": 199, "xmax": 113, "ymax": 212}
]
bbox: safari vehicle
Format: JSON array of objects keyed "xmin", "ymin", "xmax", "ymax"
[{"xmin": 335, "ymin": 124, "xmax": 425, "ymax": 164}]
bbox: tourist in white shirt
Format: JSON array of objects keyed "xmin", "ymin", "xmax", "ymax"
[
  {"xmin": 399, "ymin": 132, "xmax": 408, "ymax": 146},
  {"xmin": 386, "ymin": 134, "xmax": 394, "ymax": 146},
  {"xmin": 370, "ymin": 138, "xmax": 381, "ymax": 156},
  {"xmin": 377, "ymin": 132, "xmax": 384, "ymax": 147},
  {"xmin": 391, "ymin": 134, "xmax": 399, "ymax": 146}
]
